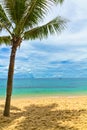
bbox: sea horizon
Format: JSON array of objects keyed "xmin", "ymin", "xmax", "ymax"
[{"xmin": 0, "ymin": 78, "xmax": 87, "ymax": 97}]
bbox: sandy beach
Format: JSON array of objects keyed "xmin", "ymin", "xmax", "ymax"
[{"xmin": 0, "ymin": 96, "xmax": 87, "ymax": 130}]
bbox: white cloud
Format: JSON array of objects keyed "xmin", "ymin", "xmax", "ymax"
[{"xmin": 0, "ymin": 0, "xmax": 87, "ymax": 78}]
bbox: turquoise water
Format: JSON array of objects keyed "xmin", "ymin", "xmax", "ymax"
[{"xmin": 0, "ymin": 78, "xmax": 87, "ymax": 97}]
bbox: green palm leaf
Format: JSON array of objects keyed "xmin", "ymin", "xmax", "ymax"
[
  {"xmin": 3, "ymin": 0, "xmax": 64, "ymax": 35},
  {"xmin": 4, "ymin": 0, "xmax": 26, "ymax": 24},
  {"xmin": 0, "ymin": 36, "xmax": 11, "ymax": 45},
  {"xmin": 0, "ymin": 4, "xmax": 11, "ymax": 30},
  {"xmin": 0, "ymin": 21, "xmax": 12, "ymax": 35},
  {"xmin": 54, "ymin": 0, "xmax": 64, "ymax": 4},
  {"xmin": 24, "ymin": 16, "xmax": 66, "ymax": 40},
  {"xmin": 0, "ymin": 0, "xmax": 66, "ymax": 41},
  {"xmin": 16, "ymin": 0, "xmax": 64, "ymax": 34}
]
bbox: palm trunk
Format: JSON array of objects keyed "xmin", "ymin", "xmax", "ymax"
[{"xmin": 3, "ymin": 41, "xmax": 18, "ymax": 117}]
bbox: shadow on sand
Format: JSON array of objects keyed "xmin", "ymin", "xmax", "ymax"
[{"xmin": 0, "ymin": 103, "xmax": 86, "ymax": 130}]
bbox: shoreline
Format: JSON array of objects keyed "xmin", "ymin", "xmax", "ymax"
[{"xmin": 0, "ymin": 93, "xmax": 87, "ymax": 99}]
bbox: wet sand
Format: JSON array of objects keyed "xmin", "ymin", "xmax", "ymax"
[{"xmin": 0, "ymin": 96, "xmax": 87, "ymax": 130}]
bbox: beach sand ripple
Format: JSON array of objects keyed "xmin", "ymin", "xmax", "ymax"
[{"xmin": 0, "ymin": 96, "xmax": 87, "ymax": 130}]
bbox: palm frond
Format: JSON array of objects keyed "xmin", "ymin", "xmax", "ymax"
[
  {"xmin": 0, "ymin": 21, "xmax": 12, "ymax": 35},
  {"xmin": 0, "ymin": 4, "xmax": 11, "ymax": 31},
  {"xmin": 24, "ymin": 16, "xmax": 67, "ymax": 40},
  {"xmin": 4, "ymin": 0, "xmax": 26, "ymax": 24},
  {"xmin": 54, "ymin": 0, "xmax": 64, "ymax": 4},
  {"xmin": 0, "ymin": 36, "xmax": 11, "ymax": 45},
  {"xmin": 19, "ymin": 0, "xmax": 64, "ymax": 31}
]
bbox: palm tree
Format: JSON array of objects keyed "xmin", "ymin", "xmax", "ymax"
[{"xmin": 0, "ymin": 0, "xmax": 66, "ymax": 117}]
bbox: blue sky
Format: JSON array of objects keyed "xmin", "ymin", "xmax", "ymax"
[{"xmin": 0, "ymin": 0, "xmax": 87, "ymax": 78}]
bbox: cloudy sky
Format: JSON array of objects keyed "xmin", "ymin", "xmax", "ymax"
[{"xmin": 0, "ymin": 0, "xmax": 87, "ymax": 78}]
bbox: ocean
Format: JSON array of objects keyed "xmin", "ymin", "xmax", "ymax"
[{"xmin": 0, "ymin": 78, "xmax": 87, "ymax": 97}]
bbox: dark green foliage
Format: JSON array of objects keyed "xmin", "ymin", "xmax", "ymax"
[
  {"xmin": 0, "ymin": 0, "xmax": 66, "ymax": 44},
  {"xmin": 24, "ymin": 17, "xmax": 67, "ymax": 40},
  {"xmin": 0, "ymin": 36, "xmax": 11, "ymax": 45},
  {"xmin": 0, "ymin": 4, "xmax": 11, "ymax": 31},
  {"xmin": 4, "ymin": 0, "xmax": 26, "ymax": 24}
]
